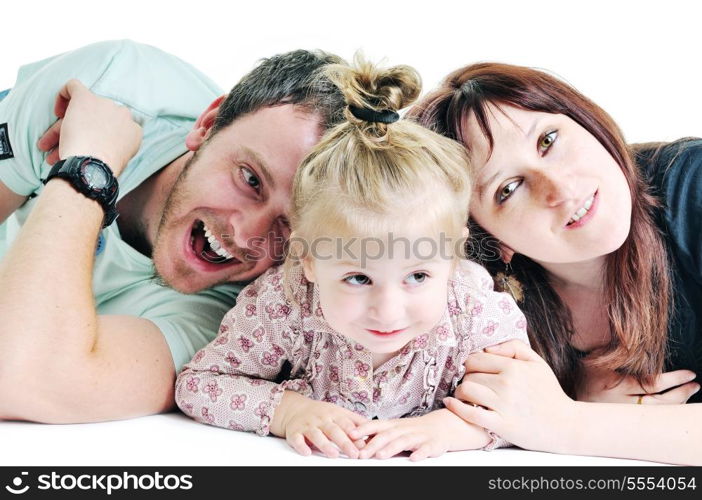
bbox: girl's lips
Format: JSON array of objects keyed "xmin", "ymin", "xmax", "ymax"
[
  {"xmin": 565, "ymin": 190, "xmax": 599, "ymax": 230},
  {"xmin": 366, "ymin": 328, "xmax": 406, "ymax": 337}
]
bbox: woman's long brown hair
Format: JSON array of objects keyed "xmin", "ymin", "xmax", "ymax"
[{"xmin": 408, "ymin": 63, "xmax": 671, "ymax": 397}]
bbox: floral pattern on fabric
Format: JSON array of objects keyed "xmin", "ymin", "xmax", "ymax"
[{"xmin": 176, "ymin": 260, "xmax": 529, "ymax": 446}]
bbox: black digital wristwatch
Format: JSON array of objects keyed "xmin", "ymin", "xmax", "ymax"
[{"xmin": 43, "ymin": 156, "xmax": 119, "ymax": 228}]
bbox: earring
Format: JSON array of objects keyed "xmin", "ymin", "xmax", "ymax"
[{"xmin": 495, "ymin": 262, "xmax": 524, "ymax": 303}]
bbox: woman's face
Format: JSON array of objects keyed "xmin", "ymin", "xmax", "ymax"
[{"xmin": 466, "ymin": 104, "xmax": 632, "ymax": 266}]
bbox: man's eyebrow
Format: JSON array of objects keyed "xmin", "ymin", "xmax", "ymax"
[{"xmin": 241, "ymin": 146, "xmax": 275, "ymax": 190}]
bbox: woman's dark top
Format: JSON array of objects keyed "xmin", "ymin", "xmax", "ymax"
[{"xmin": 637, "ymin": 138, "xmax": 702, "ymax": 403}]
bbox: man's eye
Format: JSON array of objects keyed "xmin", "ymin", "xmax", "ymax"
[
  {"xmin": 538, "ymin": 130, "xmax": 558, "ymax": 154},
  {"xmin": 406, "ymin": 272, "xmax": 428, "ymax": 285},
  {"xmin": 241, "ymin": 166, "xmax": 261, "ymax": 192},
  {"xmin": 497, "ymin": 179, "xmax": 522, "ymax": 204},
  {"xmin": 344, "ymin": 274, "xmax": 371, "ymax": 286}
]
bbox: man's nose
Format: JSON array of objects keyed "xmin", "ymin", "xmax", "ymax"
[{"xmin": 227, "ymin": 208, "xmax": 278, "ymax": 250}]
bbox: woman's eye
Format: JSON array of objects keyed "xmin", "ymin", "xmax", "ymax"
[
  {"xmin": 406, "ymin": 272, "xmax": 428, "ymax": 285},
  {"xmin": 538, "ymin": 130, "xmax": 558, "ymax": 154},
  {"xmin": 240, "ymin": 166, "xmax": 261, "ymax": 193},
  {"xmin": 344, "ymin": 274, "xmax": 371, "ymax": 286},
  {"xmin": 497, "ymin": 179, "xmax": 522, "ymax": 204}
]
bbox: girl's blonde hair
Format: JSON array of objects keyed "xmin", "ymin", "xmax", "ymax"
[{"xmin": 284, "ymin": 54, "xmax": 473, "ymax": 300}]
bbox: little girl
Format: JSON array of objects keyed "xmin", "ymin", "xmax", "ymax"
[{"xmin": 175, "ymin": 56, "xmax": 529, "ymax": 460}]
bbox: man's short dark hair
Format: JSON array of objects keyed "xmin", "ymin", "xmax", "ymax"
[{"xmin": 212, "ymin": 49, "xmax": 346, "ymax": 134}]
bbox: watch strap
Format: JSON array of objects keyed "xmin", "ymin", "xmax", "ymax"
[{"xmin": 44, "ymin": 156, "xmax": 119, "ymax": 228}]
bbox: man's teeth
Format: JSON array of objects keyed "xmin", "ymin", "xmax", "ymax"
[
  {"xmin": 203, "ymin": 223, "xmax": 234, "ymax": 260},
  {"xmin": 568, "ymin": 195, "xmax": 594, "ymax": 224}
]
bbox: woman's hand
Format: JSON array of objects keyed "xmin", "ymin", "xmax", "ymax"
[
  {"xmin": 278, "ymin": 394, "xmax": 368, "ymax": 459},
  {"xmin": 445, "ymin": 339, "xmax": 577, "ymax": 454},
  {"xmin": 349, "ymin": 409, "xmax": 491, "ymax": 461},
  {"xmin": 576, "ymin": 365, "xmax": 698, "ymax": 404},
  {"xmin": 37, "ymin": 79, "xmax": 142, "ymax": 176}
]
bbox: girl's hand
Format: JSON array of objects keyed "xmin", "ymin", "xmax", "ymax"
[
  {"xmin": 349, "ymin": 409, "xmax": 491, "ymax": 461},
  {"xmin": 37, "ymin": 79, "xmax": 142, "ymax": 176},
  {"xmin": 446, "ymin": 339, "xmax": 576, "ymax": 453},
  {"xmin": 280, "ymin": 396, "xmax": 368, "ymax": 459},
  {"xmin": 577, "ymin": 365, "xmax": 699, "ymax": 404}
]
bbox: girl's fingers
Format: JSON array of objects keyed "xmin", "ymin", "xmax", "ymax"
[
  {"xmin": 409, "ymin": 443, "xmax": 436, "ymax": 462},
  {"xmin": 287, "ymin": 432, "xmax": 312, "ymax": 457},
  {"xmin": 306, "ymin": 428, "xmax": 339, "ymax": 458},
  {"xmin": 358, "ymin": 427, "xmax": 402, "ymax": 459},
  {"xmin": 353, "ymin": 438, "xmax": 367, "ymax": 449},
  {"xmin": 373, "ymin": 434, "xmax": 422, "ymax": 460},
  {"xmin": 349, "ymin": 420, "xmax": 389, "ymax": 441},
  {"xmin": 336, "ymin": 417, "xmax": 367, "ymax": 450},
  {"xmin": 346, "ymin": 410, "xmax": 370, "ymax": 426},
  {"xmin": 323, "ymin": 423, "xmax": 360, "ymax": 459}
]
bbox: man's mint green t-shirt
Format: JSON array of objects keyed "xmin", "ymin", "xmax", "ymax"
[{"xmin": 0, "ymin": 40, "xmax": 241, "ymax": 371}]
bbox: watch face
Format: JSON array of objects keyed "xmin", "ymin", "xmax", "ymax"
[{"xmin": 81, "ymin": 162, "xmax": 109, "ymax": 190}]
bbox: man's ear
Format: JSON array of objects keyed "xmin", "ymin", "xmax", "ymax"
[{"xmin": 185, "ymin": 95, "xmax": 226, "ymax": 151}]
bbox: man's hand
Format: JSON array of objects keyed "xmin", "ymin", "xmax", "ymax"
[
  {"xmin": 274, "ymin": 392, "xmax": 368, "ymax": 459},
  {"xmin": 349, "ymin": 409, "xmax": 491, "ymax": 461},
  {"xmin": 37, "ymin": 79, "xmax": 142, "ymax": 176}
]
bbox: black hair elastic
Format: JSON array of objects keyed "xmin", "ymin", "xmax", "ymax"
[{"xmin": 348, "ymin": 105, "xmax": 400, "ymax": 124}]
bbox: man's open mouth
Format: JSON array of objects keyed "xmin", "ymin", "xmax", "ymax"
[{"xmin": 190, "ymin": 220, "xmax": 238, "ymax": 265}]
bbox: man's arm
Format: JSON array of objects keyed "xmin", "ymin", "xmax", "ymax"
[
  {"xmin": 0, "ymin": 181, "xmax": 174, "ymax": 423},
  {"xmin": 0, "ymin": 180, "xmax": 26, "ymax": 225},
  {"xmin": 0, "ymin": 81, "xmax": 158, "ymax": 423},
  {"xmin": 0, "ymin": 314, "xmax": 176, "ymax": 423}
]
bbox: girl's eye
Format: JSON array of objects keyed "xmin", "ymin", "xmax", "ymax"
[
  {"xmin": 406, "ymin": 272, "xmax": 428, "ymax": 285},
  {"xmin": 240, "ymin": 166, "xmax": 261, "ymax": 193},
  {"xmin": 344, "ymin": 274, "xmax": 371, "ymax": 286},
  {"xmin": 497, "ymin": 179, "xmax": 522, "ymax": 204},
  {"xmin": 538, "ymin": 130, "xmax": 558, "ymax": 154}
]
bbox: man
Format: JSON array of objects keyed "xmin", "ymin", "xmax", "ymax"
[{"xmin": 0, "ymin": 40, "xmax": 345, "ymax": 423}]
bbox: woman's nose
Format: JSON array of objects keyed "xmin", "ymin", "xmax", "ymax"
[{"xmin": 534, "ymin": 169, "xmax": 578, "ymax": 207}]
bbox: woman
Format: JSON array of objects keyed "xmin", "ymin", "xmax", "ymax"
[{"xmin": 410, "ymin": 63, "xmax": 701, "ymax": 465}]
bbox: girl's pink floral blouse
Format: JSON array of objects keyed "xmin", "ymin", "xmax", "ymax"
[{"xmin": 176, "ymin": 259, "xmax": 528, "ymax": 444}]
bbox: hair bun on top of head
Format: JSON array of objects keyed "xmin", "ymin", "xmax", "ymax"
[
  {"xmin": 348, "ymin": 104, "xmax": 399, "ymax": 124},
  {"xmin": 324, "ymin": 53, "xmax": 421, "ymax": 138}
]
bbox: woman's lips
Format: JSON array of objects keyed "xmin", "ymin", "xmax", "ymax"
[{"xmin": 565, "ymin": 190, "xmax": 599, "ymax": 230}]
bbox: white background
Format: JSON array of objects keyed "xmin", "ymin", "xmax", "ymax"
[
  {"xmin": 1, "ymin": 0, "xmax": 700, "ymax": 143},
  {"xmin": 0, "ymin": 0, "xmax": 695, "ymax": 467}
]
